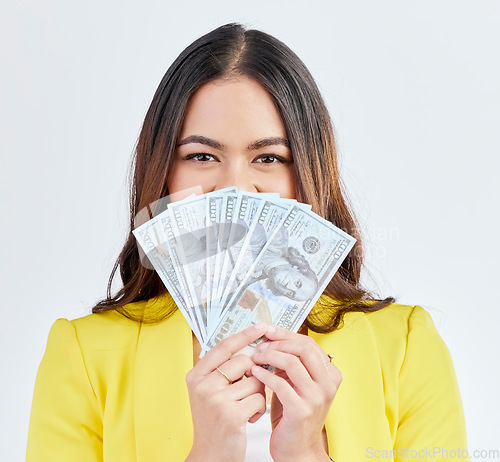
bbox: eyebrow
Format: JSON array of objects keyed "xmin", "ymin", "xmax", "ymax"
[
  {"xmin": 247, "ymin": 137, "xmax": 290, "ymax": 150},
  {"xmin": 176, "ymin": 135, "xmax": 290, "ymax": 150},
  {"xmin": 177, "ymin": 135, "xmax": 224, "ymax": 150}
]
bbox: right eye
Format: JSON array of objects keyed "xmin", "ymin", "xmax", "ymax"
[{"xmin": 184, "ymin": 153, "xmax": 217, "ymax": 162}]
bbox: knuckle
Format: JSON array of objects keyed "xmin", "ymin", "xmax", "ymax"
[
  {"xmin": 303, "ymin": 335, "xmax": 316, "ymax": 346},
  {"xmin": 215, "ymin": 335, "xmax": 232, "ymax": 352},
  {"xmin": 285, "ymin": 354, "xmax": 300, "ymax": 369},
  {"xmin": 250, "ymin": 391, "xmax": 265, "ymax": 405},
  {"xmin": 294, "ymin": 336, "xmax": 316, "ymax": 357},
  {"xmin": 232, "ymin": 352, "xmax": 252, "ymax": 367},
  {"xmin": 325, "ymin": 384, "xmax": 337, "ymax": 401},
  {"xmin": 305, "ymin": 342, "xmax": 318, "ymax": 357},
  {"xmin": 246, "ymin": 376, "xmax": 265, "ymax": 392},
  {"xmin": 195, "ymin": 380, "xmax": 211, "ymax": 397},
  {"xmin": 185, "ymin": 369, "xmax": 196, "ymax": 386},
  {"xmin": 310, "ymin": 390, "xmax": 324, "ymax": 408},
  {"xmin": 331, "ymin": 366, "xmax": 343, "ymax": 384},
  {"xmin": 295, "ymin": 403, "xmax": 311, "ymax": 420},
  {"xmin": 230, "ymin": 356, "xmax": 253, "ymax": 376}
]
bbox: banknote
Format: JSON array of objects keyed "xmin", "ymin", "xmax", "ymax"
[
  {"xmin": 209, "ymin": 191, "xmax": 238, "ymax": 312},
  {"xmin": 205, "ymin": 188, "xmax": 238, "ymax": 325},
  {"xmin": 166, "ymin": 195, "xmax": 211, "ymax": 339},
  {"xmin": 133, "ymin": 191, "xmax": 200, "ymax": 270},
  {"xmin": 167, "ymin": 188, "xmax": 244, "ymax": 337},
  {"xmin": 217, "ymin": 196, "xmax": 311, "ymax": 309},
  {"xmin": 204, "ymin": 204, "xmax": 356, "ymax": 349},
  {"xmin": 218, "ymin": 197, "xmax": 294, "ymax": 310},
  {"xmin": 214, "ymin": 192, "xmax": 261, "ymax": 308},
  {"xmin": 215, "ymin": 192, "xmax": 279, "ymax": 309},
  {"xmin": 133, "ymin": 211, "xmax": 203, "ymax": 342},
  {"xmin": 134, "ymin": 190, "xmax": 356, "ymax": 353}
]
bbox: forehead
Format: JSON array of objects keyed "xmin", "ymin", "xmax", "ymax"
[{"xmin": 180, "ymin": 76, "xmax": 287, "ymax": 142}]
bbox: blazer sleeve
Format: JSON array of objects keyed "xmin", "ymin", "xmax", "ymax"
[
  {"xmin": 395, "ymin": 306, "xmax": 469, "ymax": 460},
  {"xmin": 26, "ymin": 319, "xmax": 103, "ymax": 462}
]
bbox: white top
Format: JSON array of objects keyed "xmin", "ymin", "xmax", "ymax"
[{"xmin": 245, "ymin": 404, "xmax": 273, "ymax": 461}]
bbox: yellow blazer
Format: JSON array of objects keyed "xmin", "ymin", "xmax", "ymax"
[{"xmin": 26, "ymin": 297, "xmax": 468, "ymax": 461}]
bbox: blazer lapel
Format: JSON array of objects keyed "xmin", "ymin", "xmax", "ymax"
[
  {"xmin": 134, "ymin": 298, "xmax": 194, "ymax": 461},
  {"xmin": 310, "ymin": 312, "xmax": 395, "ymax": 461}
]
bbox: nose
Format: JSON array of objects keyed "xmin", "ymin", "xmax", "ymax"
[{"xmin": 215, "ymin": 162, "xmax": 258, "ymax": 192}]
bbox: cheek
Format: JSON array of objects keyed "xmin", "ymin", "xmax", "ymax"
[
  {"xmin": 259, "ymin": 171, "xmax": 296, "ymax": 199},
  {"xmin": 168, "ymin": 164, "xmax": 213, "ymax": 195},
  {"xmin": 168, "ymin": 176, "xmax": 192, "ymax": 196},
  {"xmin": 168, "ymin": 161, "xmax": 296, "ymax": 197}
]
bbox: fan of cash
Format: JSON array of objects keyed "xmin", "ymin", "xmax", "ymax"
[{"xmin": 133, "ymin": 187, "xmax": 356, "ymax": 353}]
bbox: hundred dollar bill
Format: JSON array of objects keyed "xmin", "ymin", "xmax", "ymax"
[
  {"xmin": 210, "ymin": 191, "xmax": 238, "ymax": 311},
  {"xmin": 204, "ymin": 205, "xmax": 356, "ymax": 350},
  {"xmin": 133, "ymin": 191, "xmax": 200, "ymax": 270},
  {"xmin": 133, "ymin": 212, "xmax": 203, "ymax": 342},
  {"xmin": 205, "ymin": 187, "xmax": 238, "ymax": 324},
  {"xmin": 160, "ymin": 209, "xmax": 208, "ymax": 342},
  {"xmin": 215, "ymin": 192, "xmax": 278, "ymax": 312},
  {"xmin": 166, "ymin": 189, "xmax": 240, "ymax": 338},
  {"xmin": 219, "ymin": 197, "xmax": 294, "ymax": 310},
  {"xmin": 167, "ymin": 195, "xmax": 211, "ymax": 339}
]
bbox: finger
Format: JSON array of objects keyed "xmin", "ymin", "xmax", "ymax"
[
  {"xmin": 259, "ymin": 339, "xmax": 336, "ymax": 384},
  {"xmin": 325, "ymin": 360, "xmax": 343, "ymax": 389},
  {"xmin": 227, "ymin": 376, "xmax": 265, "ymax": 401},
  {"xmin": 250, "ymin": 365, "xmax": 301, "ymax": 410},
  {"xmin": 248, "ymin": 409, "xmax": 265, "ymax": 424},
  {"xmin": 214, "ymin": 354, "xmax": 256, "ymax": 384},
  {"xmin": 238, "ymin": 392, "xmax": 267, "ymax": 422},
  {"xmin": 197, "ymin": 323, "xmax": 269, "ymax": 375},
  {"xmin": 252, "ymin": 349, "xmax": 314, "ymax": 397},
  {"xmin": 261, "ymin": 328, "xmax": 340, "ymax": 386},
  {"xmin": 262, "ymin": 324, "xmax": 290, "ymax": 341}
]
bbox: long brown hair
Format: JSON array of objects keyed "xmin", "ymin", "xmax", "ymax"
[{"xmin": 93, "ymin": 23, "xmax": 393, "ymax": 332}]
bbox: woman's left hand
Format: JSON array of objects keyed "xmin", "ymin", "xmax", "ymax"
[{"xmin": 251, "ymin": 325, "xmax": 342, "ymax": 462}]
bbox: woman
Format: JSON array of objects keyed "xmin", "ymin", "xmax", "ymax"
[{"xmin": 26, "ymin": 23, "xmax": 468, "ymax": 461}]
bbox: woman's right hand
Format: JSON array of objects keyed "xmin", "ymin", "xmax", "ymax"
[{"xmin": 185, "ymin": 323, "xmax": 269, "ymax": 462}]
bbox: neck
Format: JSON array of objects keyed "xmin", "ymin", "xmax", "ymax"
[{"xmin": 192, "ymin": 332, "xmax": 202, "ymax": 366}]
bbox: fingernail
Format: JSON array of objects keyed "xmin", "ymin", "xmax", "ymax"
[
  {"xmin": 253, "ymin": 322, "xmax": 266, "ymax": 330},
  {"xmin": 258, "ymin": 341, "xmax": 270, "ymax": 350},
  {"xmin": 266, "ymin": 325, "xmax": 276, "ymax": 334}
]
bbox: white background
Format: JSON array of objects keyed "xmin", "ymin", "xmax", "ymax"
[{"xmin": 1, "ymin": 1, "xmax": 499, "ymax": 460}]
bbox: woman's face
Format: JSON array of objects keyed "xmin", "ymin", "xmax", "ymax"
[
  {"xmin": 267, "ymin": 265, "xmax": 317, "ymax": 301},
  {"xmin": 168, "ymin": 76, "xmax": 296, "ymax": 198}
]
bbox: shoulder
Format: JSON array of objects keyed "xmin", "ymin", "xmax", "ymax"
[
  {"xmin": 359, "ymin": 302, "xmax": 427, "ymax": 327},
  {"xmin": 336, "ymin": 302, "xmax": 441, "ymax": 343},
  {"xmin": 46, "ymin": 295, "xmax": 182, "ymax": 353},
  {"xmin": 363, "ymin": 303, "xmax": 450, "ymax": 358},
  {"xmin": 48, "ymin": 308, "xmax": 141, "ymax": 350},
  {"xmin": 340, "ymin": 303, "xmax": 458, "ymax": 391},
  {"xmin": 315, "ymin": 300, "xmax": 437, "ymax": 340},
  {"xmin": 312, "ymin": 302, "xmax": 449, "ymax": 370},
  {"xmin": 363, "ymin": 306, "xmax": 467, "ymax": 446},
  {"xmin": 363, "ymin": 303, "xmax": 438, "ymax": 342},
  {"xmin": 45, "ymin": 298, "xmax": 158, "ymax": 359},
  {"xmin": 39, "ymin": 303, "xmax": 152, "ymax": 401}
]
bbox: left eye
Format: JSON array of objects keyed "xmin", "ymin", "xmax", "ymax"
[{"xmin": 254, "ymin": 155, "xmax": 284, "ymax": 164}]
